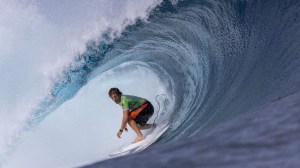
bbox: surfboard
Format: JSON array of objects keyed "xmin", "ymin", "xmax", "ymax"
[{"xmin": 108, "ymin": 123, "xmax": 169, "ymax": 158}]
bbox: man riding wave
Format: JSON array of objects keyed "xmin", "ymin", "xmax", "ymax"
[{"xmin": 109, "ymin": 88, "xmax": 155, "ymax": 143}]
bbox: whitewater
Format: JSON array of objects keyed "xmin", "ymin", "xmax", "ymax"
[{"xmin": 1, "ymin": 0, "xmax": 300, "ymax": 167}]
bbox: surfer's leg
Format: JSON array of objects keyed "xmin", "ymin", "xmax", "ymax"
[
  {"xmin": 128, "ymin": 119, "xmax": 145, "ymax": 143},
  {"xmin": 139, "ymin": 124, "xmax": 153, "ymax": 130}
]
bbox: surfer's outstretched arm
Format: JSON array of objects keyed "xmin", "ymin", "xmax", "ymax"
[
  {"xmin": 121, "ymin": 110, "xmax": 129, "ymax": 130},
  {"xmin": 117, "ymin": 110, "xmax": 129, "ymax": 138}
]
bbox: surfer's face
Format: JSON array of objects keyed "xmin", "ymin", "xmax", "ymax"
[{"xmin": 110, "ymin": 93, "xmax": 121, "ymax": 104}]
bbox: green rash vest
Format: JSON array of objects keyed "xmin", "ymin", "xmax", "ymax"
[{"xmin": 119, "ymin": 95, "xmax": 147, "ymax": 111}]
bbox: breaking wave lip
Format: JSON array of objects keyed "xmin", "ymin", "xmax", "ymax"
[{"xmin": 17, "ymin": 0, "xmax": 300, "ymax": 163}]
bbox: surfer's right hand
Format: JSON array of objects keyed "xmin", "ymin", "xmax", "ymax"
[{"xmin": 117, "ymin": 131, "xmax": 122, "ymax": 138}]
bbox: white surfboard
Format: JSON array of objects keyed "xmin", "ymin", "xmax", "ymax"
[{"xmin": 108, "ymin": 123, "xmax": 169, "ymax": 157}]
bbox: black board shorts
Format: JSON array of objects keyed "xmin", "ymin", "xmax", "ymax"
[{"xmin": 131, "ymin": 101, "xmax": 154, "ymax": 126}]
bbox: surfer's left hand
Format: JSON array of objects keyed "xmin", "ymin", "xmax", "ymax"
[{"xmin": 124, "ymin": 127, "xmax": 128, "ymax": 132}]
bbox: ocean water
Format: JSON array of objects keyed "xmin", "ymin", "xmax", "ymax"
[{"xmin": 1, "ymin": 0, "xmax": 300, "ymax": 167}]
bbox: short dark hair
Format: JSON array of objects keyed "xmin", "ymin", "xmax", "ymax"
[{"xmin": 108, "ymin": 88, "xmax": 122, "ymax": 96}]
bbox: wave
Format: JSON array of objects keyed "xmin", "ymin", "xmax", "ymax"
[
  {"xmin": 39, "ymin": 0, "xmax": 300, "ymax": 140},
  {"xmin": 4, "ymin": 0, "xmax": 300, "ymax": 167}
]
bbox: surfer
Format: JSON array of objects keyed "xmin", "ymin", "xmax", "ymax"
[{"xmin": 109, "ymin": 88, "xmax": 155, "ymax": 143}]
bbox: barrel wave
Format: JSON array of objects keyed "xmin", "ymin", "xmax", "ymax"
[
  {"xmin": 42, "ymin": 0, "xmax": 300, "ymax": 139},
  {"xmin": 4, "ymin": 0, "xmax": 300, "ymax": 167}
]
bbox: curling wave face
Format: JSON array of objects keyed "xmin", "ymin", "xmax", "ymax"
[{"xmin": 44, "ymin": 0, "xmax": 300, "ymax": 141}]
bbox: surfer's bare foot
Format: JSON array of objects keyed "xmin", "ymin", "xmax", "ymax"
[{"xmin": 132, "ymin": 136, "xmax": 145, "ymax": 143}]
